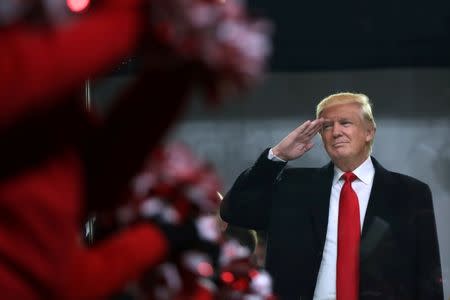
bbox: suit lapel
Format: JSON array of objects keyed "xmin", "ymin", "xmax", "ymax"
[
  {"xmin": 310, "ymin": 162, "xmax": 334, "ymax": 250},
  {"xmin": 309, "ymin": 158, "xmax": 394, "ymax": 257},
  {"xmin": 360, "ymin": 157, "xmax": 394, "ymax": 259}
]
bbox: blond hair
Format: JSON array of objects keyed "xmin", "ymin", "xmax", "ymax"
[{"xmin": 316, "ymin": 92, "xmax": 376, "ymax": 149}]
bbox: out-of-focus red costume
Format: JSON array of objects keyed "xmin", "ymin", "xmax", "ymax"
[
  {"xmin": 0, "ymin": 0, "xmax": 272, "ymax": 298},
  {"xmin": 0, "ymin": 0, "xmax": 196, "ymax": 299}
]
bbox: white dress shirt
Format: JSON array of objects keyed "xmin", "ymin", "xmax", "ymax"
[
  {"xmin": 312, "ymin": 156, "xmax": 375, "ymax": 300},
  {"xmin": 268, "ymin": 150, "xmax": 375, "ymax": 300}
]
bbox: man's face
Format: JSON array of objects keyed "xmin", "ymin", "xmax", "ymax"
[{"xmin": 319, "ymin": 102, "xmax": 375, "ymax": 165}]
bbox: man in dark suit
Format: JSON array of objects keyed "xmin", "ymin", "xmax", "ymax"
[{"xmin": 220, "ymin": 93, "xmax": 443, "ymax": 300}]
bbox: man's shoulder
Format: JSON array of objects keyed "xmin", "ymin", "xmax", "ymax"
[
  {"xmin": 385, "ymin": 170, "xmax": 429, "ymax": 189},
  {"xmin": 372, "ymin": 157, "xmax": 429, "ymax": 189},
  {"xmin": 281, "ymin": 165, "xmax": 329, "ymax": 181},
  {"xmin": 284, "ymin": 166, "xmax": 322, "ymax": 174}
]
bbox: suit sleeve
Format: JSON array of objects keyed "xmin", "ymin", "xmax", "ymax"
[
  {"xmin": 0, "ymin": 0, "xmax": 146, "ymax": 130},
  {"xmin": 64, "ymin": 223, "xmax": 169, "ymax": 300},
  {"xmin": 415, "ymin": 184, "xmax": 444, "ymax": 299},
  {"xmin": 220, "ymin": 148, "xmax": 286, "ymax": 230}
]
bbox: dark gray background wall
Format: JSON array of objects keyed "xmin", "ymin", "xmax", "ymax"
[
  {"xmin": 93, "ymin": 68, "xmax": 450, "ymax": 297},
  {"xmin": 251, "ymin": 0, "xmax": 450, "ymax": 70}
]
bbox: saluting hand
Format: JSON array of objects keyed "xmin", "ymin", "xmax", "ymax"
[{"xmin": 271, "ymin": 118, "xmax": 324, "ymax": 161}]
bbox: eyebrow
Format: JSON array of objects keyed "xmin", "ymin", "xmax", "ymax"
[
  {"xmin": 339, "ymin": 118, "xmax": 351, "ymax": 122},
  {"xmin": 323, "ymin": 118, "xmax": 350, "ymax": 123}
]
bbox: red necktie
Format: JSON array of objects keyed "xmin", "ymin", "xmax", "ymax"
[{"xmin": 337, "ymin": 172, "xmax": 360, "ymax": 300}]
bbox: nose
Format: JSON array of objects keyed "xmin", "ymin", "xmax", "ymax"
[{"xmin": 332, "ymin": 122, "xmax": 342, "ymax": 138}]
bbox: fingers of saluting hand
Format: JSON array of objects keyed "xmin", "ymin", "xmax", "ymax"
[
  {"xmin": 297, "ymin": 141, "xmax": 315, "ymax": 153},
  {"xmin": 294, "ymin": 118, "xmax": 324, "ymax": 140}
]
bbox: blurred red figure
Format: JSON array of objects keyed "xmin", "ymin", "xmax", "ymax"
[
  {"xmin": 0, "ymin": 1, "xmax": 192, "ymax": 299},
  {"xmin": 0, "ymin": 0, "xmax": 271, "ymax": 299}
]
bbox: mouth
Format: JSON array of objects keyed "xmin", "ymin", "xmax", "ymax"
[{"xmin": 332, "ymin": 141, "xmax": 348, "ymax": 148}]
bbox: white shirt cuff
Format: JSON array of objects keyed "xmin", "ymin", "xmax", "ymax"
[{"xmin": 268, "ymin": 148, "xmax": 286, "ymax": 162}]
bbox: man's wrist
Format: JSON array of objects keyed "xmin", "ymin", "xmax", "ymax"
[{"xmin": 268, "ymin": 148, "xmax": 286, "ymax": 162}]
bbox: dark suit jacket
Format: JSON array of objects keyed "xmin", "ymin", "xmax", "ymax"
[{"xmin": 220, "ymin": 149, "xmax": 443, "ymax": 300}]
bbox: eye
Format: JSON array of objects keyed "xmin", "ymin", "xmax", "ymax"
[
  {"xmin": 322, "ymin": 124, "xmax": 332, "ymax": 130},
  {"xmin": 341, "ymin": 121, "xmax": 352, "ymax": 127}
]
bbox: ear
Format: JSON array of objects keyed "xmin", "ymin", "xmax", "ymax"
[{"xmin": 365, "ymin": 125, "xmax": 376, "ymax": 143}]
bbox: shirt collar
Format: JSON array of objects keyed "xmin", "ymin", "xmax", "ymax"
[{"xmin": 332, "ymin": 156, "xmax": 375, "ymax": 186}]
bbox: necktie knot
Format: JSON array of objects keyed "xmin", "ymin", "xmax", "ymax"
[{"xmin": 342, "ymin": 172, "xmax": 357, "ymax": 183}]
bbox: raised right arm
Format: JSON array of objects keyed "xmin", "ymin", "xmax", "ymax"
[
  {"xmin": 220, "ymin": 148, "xmax": 286, "ymax": 230},
  {"xmin": 220, "ymin": 119, "xmax": 323, "ymax": 230}
]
